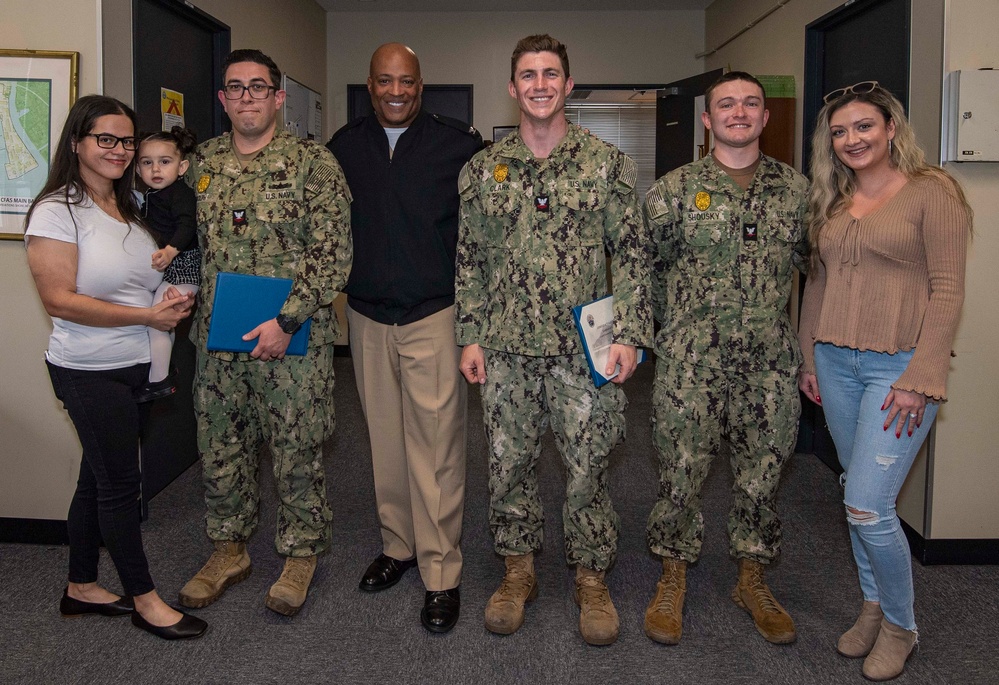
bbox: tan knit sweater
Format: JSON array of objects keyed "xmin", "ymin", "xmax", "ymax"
[{"xmin": 798, "ymin": 175, "xmax": 969, "ymax": 400}]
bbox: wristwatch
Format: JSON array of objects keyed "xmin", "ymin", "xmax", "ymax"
[{"xmin": 275, "ymin": 314, "xmax": 302, "ymax": 335}]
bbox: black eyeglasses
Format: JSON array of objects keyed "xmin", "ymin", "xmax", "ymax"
[
  {"xmin": 84, "ymin": 133, "xmax": 138, "ymax": 150},
  {"xmin": 823, "ymin": 80, "xmax": 880, "ymax": 104},
  {"xmin": 222, "ymin": 83, "xmax": 277, "ymax": 100}
]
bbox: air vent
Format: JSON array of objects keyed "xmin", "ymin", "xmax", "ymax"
[{"xmin": 567, "ymin": 90, "xmax": 592, "ymax": 100}]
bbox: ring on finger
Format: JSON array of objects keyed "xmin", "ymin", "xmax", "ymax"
[{"xmin": 908, "ymin": 412, "xmax": 918, "ymax": 418}]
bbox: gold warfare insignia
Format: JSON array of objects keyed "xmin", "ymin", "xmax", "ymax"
[
  {"xmin": 197, "ymin": 174, "xmax": 211, "ymax": 193},
  {"xmin": 694, "ymin": 191, "xmax": 711, "ymax": 211},
  {"xmin": 493, "ymin": 164, "xmax": 508, "ymax": 183}
]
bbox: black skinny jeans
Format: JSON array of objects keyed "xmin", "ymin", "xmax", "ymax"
[{"xmin": 47, "ymin": 361, "xmax": 155, "ymax": 596}]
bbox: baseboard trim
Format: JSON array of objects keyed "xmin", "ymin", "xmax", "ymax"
[
  {"xmin": 0, "ymin": 518, "xmax": 68, "ymax": 545},
  {"xmin": 901, "ymin": 520, "xmax": 999, "ymax": 565}
]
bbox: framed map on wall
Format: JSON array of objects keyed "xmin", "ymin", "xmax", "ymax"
[{"xmin": 0, "ymin": 49, "xmax": 78, "ymax": 240}]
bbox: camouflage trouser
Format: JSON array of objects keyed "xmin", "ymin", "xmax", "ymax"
[
  {"xmin": 481, "ymin": 350, "xmax": 626, "ymax": 571},
  {"xmin": 647, "ymin": 358, "xmax": 800, "ymax": 564},
  {"xmin": 194, "ymin": 344, "xmax": 336, "ymax": 557}
]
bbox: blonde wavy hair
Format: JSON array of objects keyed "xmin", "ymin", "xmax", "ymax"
[{"xmin": 807, "ymin": 85, "xmax": 972, "ymax": 267}]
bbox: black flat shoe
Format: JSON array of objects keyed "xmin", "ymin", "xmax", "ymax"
[
  {"xmin": 135, "ymin": 376, "xmax": 176, "ymax": 403},
  {"xmin": 60, "ymin": 588, "xmax": 134, "ymax": 617},
  {"xmin": 131, "ymin": 609, "xmax": 208, "ymax": 640},
  {"xmin": 359, "ymin": 553, "xmax": 418, "ymax": 592},
  {"xmin": 421, "ymin": 587, "xmax": 460, "ymax": 633}
]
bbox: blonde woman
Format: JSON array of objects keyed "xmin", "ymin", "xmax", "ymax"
[{"xmin": 798, "ymin": 82, "xmax": 971, "ymax": 681}]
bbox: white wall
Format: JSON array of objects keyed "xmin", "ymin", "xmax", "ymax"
[{"xmin": 326, "ymin": 11, "xmax": 705, "ymax": 139}]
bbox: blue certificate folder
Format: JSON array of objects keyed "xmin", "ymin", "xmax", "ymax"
[
  {"xmin": 207, "ymin": 272, "xmax": 312, "ymax": 355},
  {"xmin": 572, "ymin": 295, "xmax": 648, "ymax": 388}
]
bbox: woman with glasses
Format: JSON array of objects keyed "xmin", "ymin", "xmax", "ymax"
[
  {"xmin": 798, "ymin": 82, "xmax": 971, "ymax": 681},
  {"xmin": 24, "ymin": 95, "xmax": 207, "ymax": 640}
]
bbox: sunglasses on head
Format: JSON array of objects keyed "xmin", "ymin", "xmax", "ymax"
[{"xmin": 823, "ymin": 80, "xmax": 880, "ymax": 104}]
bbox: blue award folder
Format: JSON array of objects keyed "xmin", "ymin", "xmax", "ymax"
[
  {"xmin": 207, "ymin": 272, "xmax": 312, "ymax": 356},
  {"xmin": 572, "ymin": 294, "xmax": 647, "ymax": 387}
]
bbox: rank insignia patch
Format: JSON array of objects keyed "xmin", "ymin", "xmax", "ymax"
[
  {"xmin": 197, "ymin": 175, "xmax": 211, "ymax": 193},
  {"xmin": 695, "ymin": 191, "xmax": 711, "ymax": 211},
  {"xmin": 494, "ymin": 164, "xmax": 509, "ymax": 183},
  {"xmin": 535, "ymin": 195, "xmax": 549, "ymax": 212},
  {"xmin": 232, "ymin": 209, "xmax": 248, "ymax": 226}
]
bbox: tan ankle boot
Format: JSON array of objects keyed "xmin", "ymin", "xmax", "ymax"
[
  {"xmin": 178, "ymin": 540, "xmax": 252, "ymax": 608},
  {"xmin": 575, "ymin": 566, "xmax": 619, "ymax": 646},
  {"xmin": 731, "ymin": 558, "xmax": 796, "ymax": 644},
  {"xmin": 265, "ymin": 556, "xmax": 318, "ymax": 617},
  {"xmin": 484, "ymin": 553, "xmax": 537, "ymax": 635},
  {"xmin": 838, "ymin": 601, "xmax": 884, "ymax": 658},
  {"xmin": 862, "ymin": 619, "xmax": 917, "ymax": 681},
  {"xmin": 644, "ymin": 557, "xmax": 686, "ymax": 645}
]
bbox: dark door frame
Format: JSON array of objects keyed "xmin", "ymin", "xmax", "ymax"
[
  {"xmin": 802, "ymin": 0, "xmax": 911, "ymax": 174},
  {"xmin": 132, "ymin": 0, "xmax": 231, "ymax": 137}
]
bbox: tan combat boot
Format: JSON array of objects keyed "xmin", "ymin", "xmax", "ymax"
[
  {"xmin": 484, "ymin": 553, "xmax": 537, "ymax": 635},
  {"xmin": 265, "ymin": 555, "xmax": 318, "ymax": 617},
  {"xmin": 575, "ymin": 566, "xmax": 619, "ymax": 646},
  {"xmin": 838, "ymin": 601, "xmax": 884, "ymax": 658},
  {"xmin": 644, "ymin": 557, "xmax": 687, "ymax": 645},
  {"xmin": 862, "ymin": 619, "xmax": 917, "ymax": 681},
  {"xmin": 178, "ymin": 540, "xmax": 252, "ymax": 608},
  {"xmin": 731, "ymin": 558, "xmax": 796, "ymax": 644}
]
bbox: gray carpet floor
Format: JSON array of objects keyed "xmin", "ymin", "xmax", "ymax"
[{"xmin": 2, "ymin": 358, "xmax": 998, "ymax": 684}]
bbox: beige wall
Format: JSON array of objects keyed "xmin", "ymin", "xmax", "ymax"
[
  {"xmin": 930, "ymin": 0, "xmax": 999, "ymax": 538},
  {"xmin": 1, "ymin": 0, "xmax": 103, "ymax": 519},
  {"xmin": 0, "ymin": 0, "xmax": 328, "ymax": 521},
  {"xmin": 704, "ymin": 0, "xmax": 840, "ymax": 170},
  {"xmin": 704, "ymin": 0, "xmax": 999, "ymax": 539},
  {"xmin": 326, "ymin": 11, "xmax": 705, "ymax": 139},
  {"xmin": 190, "ymin": 0, "xmax": 330, "ymax": 137}
]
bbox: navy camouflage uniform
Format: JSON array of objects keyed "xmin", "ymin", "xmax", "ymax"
[
  {"xmin": 188, "ymin": 130, "xmax": 352, "ymax": 557},
  {"xmin": 455, "ymin": 124, "xmax": 652, "ymax": 571},
  {"xmin": 644, "ymin": 153, "xmax": 808, "ymax": 564}
]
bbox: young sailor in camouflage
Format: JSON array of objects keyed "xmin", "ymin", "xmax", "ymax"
[
  {"xmin": 642, "ymin": 72, "xmax": 807, "ymax": 646},
  {"xmin": 456, "ymin": 35, "xmax": 652, "ymax": 646}
]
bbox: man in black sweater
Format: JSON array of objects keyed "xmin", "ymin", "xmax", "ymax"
[{"xmin": 326, "ymin": 42, "xmax": 482, "ymax": 633}]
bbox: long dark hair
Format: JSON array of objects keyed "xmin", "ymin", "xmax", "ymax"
[{"xmin": 24, "ymin": 95, "xmax": 145, "ymax": 231}]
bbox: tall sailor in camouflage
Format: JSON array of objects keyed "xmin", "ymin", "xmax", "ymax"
[
  {"xmin": 643, "ymin": 72, "xmax": 808, "ymax": 646},
  {"xmin": 455, "ymin": 34, "xmax": 652, "ymax": 646}
]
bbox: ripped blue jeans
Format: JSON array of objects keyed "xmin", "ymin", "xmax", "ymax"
[{"xmin": 813, "ymin": 343, "xmax": 938, "ymax": 631}]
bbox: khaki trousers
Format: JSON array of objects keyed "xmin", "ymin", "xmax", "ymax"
[{"xmin": 347, "ymin": 305, "xmax": 467, "ymax": 590}]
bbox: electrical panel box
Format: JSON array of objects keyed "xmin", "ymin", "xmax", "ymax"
[{"xmin": 944, "ymin": 69, "xmax": 999, "ymax": 162}]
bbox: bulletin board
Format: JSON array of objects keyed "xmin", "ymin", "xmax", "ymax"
[{"xmin": 282, "ymin": 74, "xmax": 323, "ymax": 141}]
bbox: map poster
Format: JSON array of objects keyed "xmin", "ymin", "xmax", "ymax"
[{"xmin": 0, "ymin": 50, "xmax": 78, "ymax": 240}]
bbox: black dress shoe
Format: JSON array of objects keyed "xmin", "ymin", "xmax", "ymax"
[
  {"xmin": 421, "ymin": 587, "xmax": 460, "ymax": 633},
  {"xmin": 131, "ymin": 609, "xmax": 208, "ymax": 640},
  {"xmin": 60, "ymin": 588, "xmax": 134, "ymax": 617},
  {"xmin": 359, "ymin": 553, "xmax": 418, "ymax": 592}
]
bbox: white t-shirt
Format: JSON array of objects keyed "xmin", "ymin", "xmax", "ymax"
[{"xmin": 25, "ymin": 195, "xmax": 163, "ymax": 370}]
